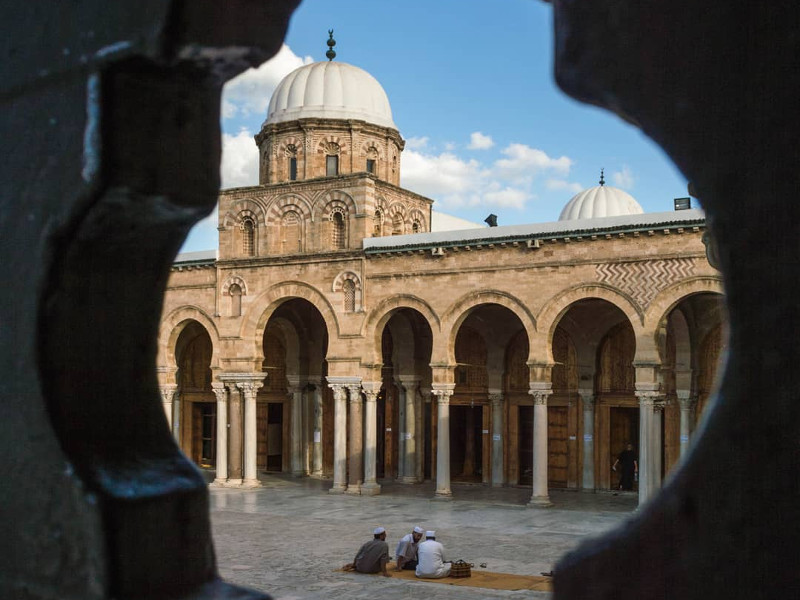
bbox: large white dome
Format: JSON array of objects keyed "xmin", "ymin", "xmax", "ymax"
[
  {"xmin": 265, "ymin": 61, "xmax": 397, "ymax": 130},
  {"xmin": 559, "ymin": 183, "xmax": 644, "ymax": 220}
]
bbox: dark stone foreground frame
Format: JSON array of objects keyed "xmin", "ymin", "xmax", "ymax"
[
  {"xmin": 1, "ymin": 2, "xmax": 299, "ymax": 598},
  {"xmin": 551, "ymin": 2, "xmax": 800, "ymax": 599}
]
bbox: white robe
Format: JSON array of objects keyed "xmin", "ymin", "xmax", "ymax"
[{"xmin": 415, "ymin": 539, "xmax": 451, "ymax": 578}]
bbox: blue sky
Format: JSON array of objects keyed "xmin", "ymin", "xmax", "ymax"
[{"xmin": 181, "ymin": 0, "xmax": 690, "ymax": 253}]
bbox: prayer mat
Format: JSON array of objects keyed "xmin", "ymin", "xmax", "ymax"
[{"xmin": 338, "ymin": 562, "xmax": 552, "ymax": 592}]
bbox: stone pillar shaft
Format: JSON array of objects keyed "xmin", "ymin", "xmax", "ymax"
[
  {"xmin": 678, "ymin": 395, "xmax": 696, "ymax": 458},
  {"xmin": 397, "ymin": 383, "xmax": 406, "ymax": 479},
  {"xmin": 529, "ymin": 388, "xmax": 552, "ymax": 506},
  {"xmin": 362, "ymin": 384, "xmax": 381, "ymax": 495},
  {"xmin": 312, "ymin": 386, "xmax": 323, "ymax": 476},
  {"xmin": 346, "ymin": 385, "xmax": 363, "ymax": 494},
  {"xmin": 400, "ymin": 379, "xmax": 418, "ymax": 483},
  {"xmin": 290, "ymin": 386, "xmax": 303, "ymax": 476},
  {"xmin": 238, "ymin": 379, "xmax": 263, "ymax": 487},
  {"xmin": 490, "ymin": 393, "xmax": 504, "ymax": 487},
  {"xmin": 227, "ymin": 383, "xmax": 243, "ymax": 484},
  {"xmin": 159, "ymin": 385, "xmax": 176, "ymax": 430},
  {"xmin": 329, "ymin": 384, "xmax": 347, "ymax": 494},
  {"xmin": 433, "ymin": 387, "xmax": 454, "ymax": 499},
  {"xmin": 212, "ymin": 384, "xmax": 228, "ymax": 484},
  {"xmin": 580, "ymin": 391, "xmax": 595, "ymax": 491},
  {"xmin": 637, "ymin": 392, "xmax": 663, "ymax": 505}
]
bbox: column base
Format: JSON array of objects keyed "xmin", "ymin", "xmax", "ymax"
[
  {"xmin": 291, "ymin": 470, "xmax": 305, "ymax": 478},
  {"xmin": 399, "ymin": 476, "xmax": 419, "ymax": 484},
  {"xmin": 433, "ymin": 490, "xmax": 453, "ymax": 501},
  {"xmin": 527, "ymin": 495, "xmax": 552, "ymax": 508},
  {"xmin": 226, "ymin": 478, "xmax": 243, "ymax": 487},
  {"xmin": 360, "ymin": 482, "xmax": 381, "ymax": 496},
  {"xmin": 491, "ymin": 482, "xmax": 505, "ymax": 488},
  {"xmin": 242, "ymin": 478, "xmax": 261, "ymax": 488},
  {"xmin": 328, "ymin": 484, "xmax": 347, "ymax": 495},
  {"xmin": 210, "ymin": 478, "xmax": 228, "ymax": 487},
  {"xmin": 345, "ymin": 484, "xmax": 362, "ymax": 495}
]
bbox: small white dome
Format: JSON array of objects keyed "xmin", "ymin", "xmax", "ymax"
[
  {"xmin": 266, "ymin": 61, "xmax": 397, "ymax": 130},
  {"xmin": 559, "ymin": 184, "xmax": 644, "ymax": 220}
]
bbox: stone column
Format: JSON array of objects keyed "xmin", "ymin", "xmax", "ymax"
[
  {"xmin": 329, "ymin": 383, "xmax": 347, "ymax": 494},
  {"xmin": 579, "ymin": 389, "xmax": 596, "ymax": 491},
  {"xmin": 418, "ymin": 387, "xmax": 430, "ymax": 482},
  {"xmin": 288, "ymin": 379, "xmax": 303, "ymax": 477},
  {"xmin": 399, "ymin": 377, "xmax": 418, "ymax": 483},
  {"xmin": 678, "ymin": 394, "xmax": 697, "ymax": 458},
  {"xmin": 636, "ymin": 391, "xmax": 658, "ymax": 505},
  {"xmin": 226, "ymin": 381, "xmax": 243, "ymax": 485},
  {"xmin": 312, "ymin": 383, "xmax": 323, "ymax": 476},
  {"xmin": 432, "ymin": 385, "xmax": 455, "ymax": 499},
  {"xmin": 346, "ymin": 384, "xmax": 363, "ymax": 495},
  {"xmin": 489, "ymin": 392, "xmax": 504, "ymax": 487},
  {"xmin": 651, "ymin": 399, "xmax": 665, "ymax": 495},
  {"xmin": 237, "ymin": 378, "xmax": 264, "ymax": 487},
  {"xmin": 528, "ymin": 386, "xmax": 553, "ymax": 507},
  {"xmin": 396, "ymin": 382, "xmax": 406, "ymax": 479},
  {"xmin": 361, "ymin": 382, "xmax": 382, "ymax": 495},
  {"xmin": 172, "ymin": 393, "xmax": 182, "ymax": 441},
  {"xmin": 211, "ymin": 383, "xmax": 228, "ymax": 485},
  {"xmin": 159, "ymin": 384, "xmax": 176, "ymax": 430}
]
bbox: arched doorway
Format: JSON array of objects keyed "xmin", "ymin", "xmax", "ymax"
[
  {"xmin": 175, "ymin": 320, "xmax": 216, "ymax": 469},
  {"xmin": 453, "ymin": 303, "xmax": 528, "ymax": 486},
  {"xmin": 660, "ymin": 292, "xmax": 727, "ymax": 476},
  {"xmin": 260, "ymin": 298, "xmax": 328, "ymax": 477},
  {"xmin": 378, "ymin": 308, "xmax": 433, "ymax": 482},
  {"xmin": 552, "ymin": 299, "xmax": 637, "ymax": 491}
]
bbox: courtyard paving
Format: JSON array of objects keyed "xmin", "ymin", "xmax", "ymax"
[{"xmin": 210, "ymin": 475, "xmax": 638, "ymax": 599}]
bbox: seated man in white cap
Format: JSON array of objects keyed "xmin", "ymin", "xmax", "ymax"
[
  {"xmin": 395, "ymin": 526, "xmax": 424, "ymax": 571},
  {"xmin": 415, "ymin": 531, "xmax": 451, "ymax": 579},
  {"xmin": 344, "ymin": 527, "xmax": 391, "ymax": 577}
]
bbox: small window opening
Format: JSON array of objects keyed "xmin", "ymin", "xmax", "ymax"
[
  {"xmin": 289, "ymin": 157, "xmax": 297, "ymax": 181},
  {"xmin": 242, "ymin": 219, "xmax": 255, "ymax": 256},
  {"xmin": 366, "ymin": 159, "xmax": 376, "ymax": 174},
  {"xmin": 343, "ymin": 279, "xmax": 356, "ymax": 312},
  {"xmin": 326, "ymin": 155, "xmax": 339, "ymax": 177},
  {"xmin": 373, "ymin": 209, "xmax": 383, "ymax": 236},
  {"xmin": 229, "ymin": 283, "xmax": 242, "ymax": 317},
  {"xmin": 332, "ymin": 212, "xmax": 345, "ymax": 249},
  {"xmin": 392, "ymin": 214, "xmax": 403, "ymax": 236},
  {"xmin": 412, "ymin": 220, "xmax": 421, "ymax": 233}
]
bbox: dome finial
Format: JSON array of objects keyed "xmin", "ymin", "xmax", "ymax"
[
  {"xmin": 326, "ymin": 29, "xmax": 336, "ymax": 61},
  {"xmin": 599, "ymin": 168, "xmax": 605, "ymax": 186}
]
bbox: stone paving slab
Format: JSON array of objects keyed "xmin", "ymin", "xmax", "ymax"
[{"xmin": 210, "ymin": 475, "xmax": 637, "ymax": 599}]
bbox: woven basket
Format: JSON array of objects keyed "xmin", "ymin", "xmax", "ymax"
[{"xmin": 450, "ymin": 560, "xmax": 473, "ymax": 578}]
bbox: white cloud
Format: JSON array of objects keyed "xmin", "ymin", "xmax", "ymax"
[
  {"xmin": 612, "ymin": 165, "xmax": 635, "ymax": 190},
  {"xmin": 220, "ymin": 129, "xmax": 259, "ymax": 188},
  {"xmin": 494, "ymin": 143, "xmax": 572, "ymax": 179},
  {"xmin": 482, "ymin": 186, "xmax": 530, "ymax": 209},
  {"xmin": 443, "ymin": 142, "xmax": 456, "ymax": 151},
  {"xmin": 222, "ymin": 44, "xmax": 313, "ymax": 120},
  {"xmin": 546, "ymin": 179, "xmax": 583, "ymax": 194},
  {"xmin": 405, "ymin": 136, "xmax": 429, "ymax": 150},
  {"xmin": 467, "ymin": 131, "xmax": 494, "ymax": 150}
]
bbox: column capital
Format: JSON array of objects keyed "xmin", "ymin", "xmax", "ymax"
[
  {"xmin": 636, "ymin": 390, "xmax": 663, "ymax": 406},
  {"xmin": 578, "ymin": 388, "xmax": 595, "ymax": 405},
  {"xmin": 159, "ymin": 384, "xmax": 177, "ymax": 402},
  {"xmin": 432, "ymin": 384, "xmax": 455, "ymax": 405},
  {"xmin": 211, "ymin": 384, "xmax": 227, "ymax": 403},
  {"xmin": 236, "ymin": 380, "xmax": 263, "ymax": 400},
  {"xmin": 328, "ymin": 383, "xmax": 347, "ymax": 401},
  {"xmin": 347, "ymin": 384, "xmax": 363, "ymax": 404},
  {"xmin": 396, "ymin": 375, "xmax": 420, "ymax": 392},
  {"xmin": 678, "ymin": 396, "xmax": 698, "ymax": 410},
  {"xmin": 528, "ymin": 382, "xmax": 552, "ymax": 405},
  {"xmin": 489, "ymin": 393, "xmax": 503, "ymax": 406},
  {"xmin": 361, "ymin": 380, "xmax": 382, "ymax": 394}
]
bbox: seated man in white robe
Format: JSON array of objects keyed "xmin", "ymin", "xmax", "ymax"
[
  {"xmin": 415, "ymin": 531, "xmax": 451, "ymax": 579},
  {"xmin": 395, "ymin": 526, "xmax": 424, "ymax": 571}
]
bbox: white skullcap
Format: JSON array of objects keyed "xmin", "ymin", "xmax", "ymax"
[
  {"xmin": 374, "ymin": 527, "xmax": 386, "ymax": 535},
  {"xmin": 413, "ymin": 526, "xmax": 424, "ymax": 534},
  {"xmin": 426, "ymin": 530, "xmax": 436, "ymax": 538}
]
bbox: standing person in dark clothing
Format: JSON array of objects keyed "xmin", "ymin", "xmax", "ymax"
[{"xmin": 612, "ymin": 443, "xmax": 638, "ymax": 490}]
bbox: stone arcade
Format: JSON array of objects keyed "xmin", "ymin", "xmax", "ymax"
[{"xmin": 157, "ymin": 49, "xmax": 725, "ymax": 507}]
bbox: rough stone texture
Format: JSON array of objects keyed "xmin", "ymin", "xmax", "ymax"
[
  {"xmin": 551, "ymin": 1, "xmax": 800, "ymax": 598},
  {"xmin": 1, "ymin": 2, "xmax": 299, "ymax": 598}
]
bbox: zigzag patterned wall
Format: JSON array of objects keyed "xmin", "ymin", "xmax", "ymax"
[{"xmin": 596, "ymin": 258, "xmax": 696, "ymax": 308}]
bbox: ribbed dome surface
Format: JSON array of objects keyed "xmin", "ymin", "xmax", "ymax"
[
  {"xmin": 559, "ymin": 185, "xmax": 644, "ymax": 220},
  {"xmin": 266, "ymin": 61, "xmax": 396, "ymax": 129}
]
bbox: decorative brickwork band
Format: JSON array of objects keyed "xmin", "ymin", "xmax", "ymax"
[{"xmin": 596, "ymin": 258, "xmax": 696, "ymax": 308}]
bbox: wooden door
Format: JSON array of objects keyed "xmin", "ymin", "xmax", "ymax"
[
  {"xmin": 257, "ymin": 403, "xmax": 267, "ymax": 470},
  {"xmin": 267, "ymin": 402, "xmax": 283, "ymax": 471},
  {"xmin": 548, "ymin": 406, "xmax": 568, "ymax": 488},
  {"xmin": 518, "ymin": 405, "xmax": 533, "ymax": 486},
  {"xmin": 191, "ymin": 403, "xmax": 202, "ymax": 465},
  {"xmin": 609, "ymin": 407, "xmax": 639, "ymax": 490}
]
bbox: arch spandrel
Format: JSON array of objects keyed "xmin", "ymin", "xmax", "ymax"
[
  {"xmin": 241, "ymin": 281, "xmax": 339, "ymax": 365},
  {"xmin": 438, "ymin": 290, "xmax": 537, "ymax": 366},
  {"xmin": 360, "ymin": 294, "xmax": 441, "ymax": 367},
  {"xmin": 265, "ymin": 193, "xmax": 313, "ymax": 224},
  {"xmin": 311, "ymin": 189, "xmax": 357, "ymax": 222},
  {"xmin": 221, "ymin": 197, "xmax": 267, "ymax": 228},
  {"xmin": 158, "ymin": 305, "xmax": 221, "ymax": 372},
  {"xmin": 644, "ymin": 276, "xmax": 725, "ymax": 330}
]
